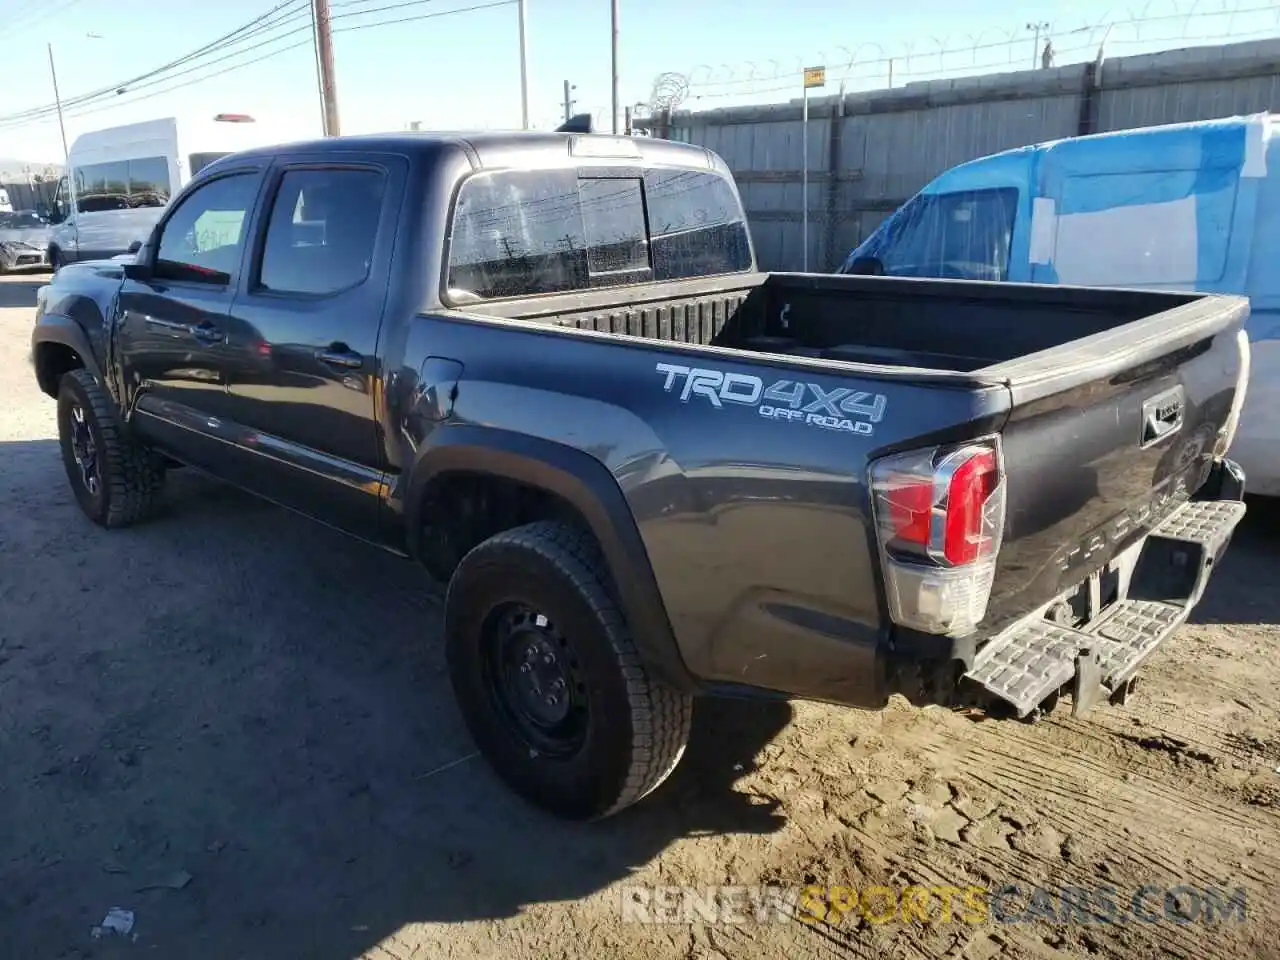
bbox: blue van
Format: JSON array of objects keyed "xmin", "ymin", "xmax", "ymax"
[{"xmin": 842, "ymin": 113, "xmax": 1276, "ymax": 495}]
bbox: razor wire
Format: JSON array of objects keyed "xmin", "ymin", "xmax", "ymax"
[{"xmin": 643, "ymin": 0, "xmax": 1280, "ymax": 113}]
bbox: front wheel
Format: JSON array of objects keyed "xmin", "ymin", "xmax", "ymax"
[
  {"xmin": 56, "ymin": 369, "xmax": 165, "ymax": 527},
  {"xmin": 48, "ymin": 247, "xmax": 62, "ymax": 272},
  {"xmin": 445, "ymin": 521, "xmax": 693, "ymax": 820}
]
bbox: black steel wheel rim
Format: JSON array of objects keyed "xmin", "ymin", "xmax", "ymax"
[
  {"xmin": 68, "ymin": 403, "xmax": 101, "ymax": 497},
  {"xmin": 482, "ymin": 602, "xmax": 589, "ymax": 758}
]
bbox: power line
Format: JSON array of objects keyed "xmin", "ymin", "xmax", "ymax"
[
  {"xmin": 0, "ymin": 0, "xmax": 519, "ymax": 133},
  {"xmin": 338, "ymin": 0, "xmax": 514, "ymax": 33},
  {"xmin": 0, "ymin": 0, "xmax": 310, "ymax": 126},
  {"xmin": 0, "ymin": 0, "xmax": 89, "ymax": 40}
]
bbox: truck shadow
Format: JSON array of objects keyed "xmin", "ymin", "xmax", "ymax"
[
  {"xmin": 0, "ymin": 275, "xmax": 47, "ymax": 308},
  {"xmin": 1189, "ymin": 494, "xmax": 1280, "ymax": 627},
  {"xmin": 0, "ymin": 439, "xmax": 789, "ymax": 960}
]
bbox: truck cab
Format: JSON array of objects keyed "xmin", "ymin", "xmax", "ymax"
[{"xmin": 844, "ymin": 113, "xmax": 1277, "ymax": 493}]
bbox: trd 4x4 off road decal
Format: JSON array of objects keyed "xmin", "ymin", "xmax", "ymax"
[{"xmin": 655, "ymin": 362, "xmax": 887, "ymax": 436}]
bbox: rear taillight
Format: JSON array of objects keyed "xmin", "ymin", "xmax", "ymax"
[{"xmin": 870, "ymin": 439, "xmax": 1006, "ymax": 636}]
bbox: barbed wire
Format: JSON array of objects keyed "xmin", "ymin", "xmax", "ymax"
[{"xmin": 644, "ymin": 0, "xmax": 1280, "ymax": 113}]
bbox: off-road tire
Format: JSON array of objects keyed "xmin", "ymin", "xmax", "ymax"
[
  {"xmin": 56, "ymin": 369, "xmax": 165, "ymax": 528},
  {"xmin": 445, "ymin": 520, "xmax": 693, "ymax": 820}
]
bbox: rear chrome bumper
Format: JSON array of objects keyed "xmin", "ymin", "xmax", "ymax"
[{"xmin": 964, "ymin": 461, "xmax": 1246, "ymax": 718}]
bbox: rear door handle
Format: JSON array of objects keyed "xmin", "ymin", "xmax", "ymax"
[{"xmin": 315, "ymin": 347, "xmax": 364, "ymax": 369}]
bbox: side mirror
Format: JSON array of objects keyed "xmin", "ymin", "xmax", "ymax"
[
  {"xmin": 846, "ymin": 256, "xmax": 885, "ymax": 276},
  {"xmin": 127, "ymin": 240, "xmax": 142, "ymax": 254}
]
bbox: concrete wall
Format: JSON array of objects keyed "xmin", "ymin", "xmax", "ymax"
[{"xmin": 639, "ymin": 38, "xmax": 1280, "ymax": 271}]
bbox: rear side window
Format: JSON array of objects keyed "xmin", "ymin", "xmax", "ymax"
[
  {"xmin": 446, "ymin": 167, "xmax": 750, "ymax": 302},
  {"xmin": 257, "ymin": 167, "xmax": 386, "ymax": 295}
]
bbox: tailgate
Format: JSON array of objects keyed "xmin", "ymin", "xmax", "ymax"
[{"xmin": 980, "ymin": 292, "xmax": 1251, "ymax": 635}]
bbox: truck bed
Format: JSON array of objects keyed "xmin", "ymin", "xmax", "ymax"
[{"xmin": 464, "ymin": 272, "xmax": 1210, "ymax": 384}]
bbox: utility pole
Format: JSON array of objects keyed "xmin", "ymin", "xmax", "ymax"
[
  {"xmin": 46, "ymin": 43, "xmax": 70, "ymax": 169},
  {"xmin": 46, "ymin": 41, "xmax": 77, "ymax": 224},
  {"xmin": 313, "ymin": 0, "xmax": 341, "ymax": 136},
  {"xmin": 610, "ymin": 0, "xmax": 620, "ymax": 134},
  {"xmin": 562, "ymin": 80, "xmax": 576, "ymax": 122},
  {"xmin": 517, "ymin": 0, "xmax": 529, "ymax": 128},
  {"xmin": 1026, "ymin": 21, "xmax": 1050, "ymax": 69}
]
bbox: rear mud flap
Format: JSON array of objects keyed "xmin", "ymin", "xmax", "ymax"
[{"xmin": 964, "ymin": 499, "xmax": 1246, "ymax": 718}]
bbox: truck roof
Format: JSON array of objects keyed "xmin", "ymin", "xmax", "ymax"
[{"xmin": 224, "ymin": 130, "xmax": 721, "ymax": 172}]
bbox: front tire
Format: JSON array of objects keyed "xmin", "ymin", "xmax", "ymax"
[
  {"xmin": 445, "ymin": 521, "xmax": 693, "ymax": 820},
  {"xmin": 56, "ymin": 369, "xmax": 165, "ymax": 527}
]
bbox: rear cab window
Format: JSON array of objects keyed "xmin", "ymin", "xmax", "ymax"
[{"xmin": 446, "ymin": 166, "xmax": 751, "ymax": 302}]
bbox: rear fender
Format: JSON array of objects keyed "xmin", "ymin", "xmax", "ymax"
[{"xmin": 405, "ymin": 423, "xmax": 698, "ymax": 693}]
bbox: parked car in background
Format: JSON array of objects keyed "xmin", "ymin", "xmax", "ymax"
[
  {"xmin": 0, "ymin": 210, "xmax": 52, "ymax": 273},
  {"xmin": 46, "ymin": 114, "xmax": 273, "ymax": 269},
  {"xmin": 840, "ymin": 113, "xmax": 1277, "ymax": 495}
]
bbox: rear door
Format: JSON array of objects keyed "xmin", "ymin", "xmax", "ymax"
[{"xmin": 215, "ymin": 153, "xmax": 404, "ymax": 541}]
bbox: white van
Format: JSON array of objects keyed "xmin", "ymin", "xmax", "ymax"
[{"xmin": 47, "ymin": 115, "xmax": 272, "ymax": 268}]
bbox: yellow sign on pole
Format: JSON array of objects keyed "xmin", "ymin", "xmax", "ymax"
[{"xmin": 803, "ymin": 66, "xmax": 826, "ymax": 89}]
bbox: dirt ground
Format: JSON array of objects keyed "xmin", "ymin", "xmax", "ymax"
[{"xmin": 2, "ymin": 272, "xmax": 1279, "ymax": 960}]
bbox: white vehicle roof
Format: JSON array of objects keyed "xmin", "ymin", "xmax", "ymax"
[{"xmin": 67, "ymin": 116, "xmax": 275, "ymax": 166}]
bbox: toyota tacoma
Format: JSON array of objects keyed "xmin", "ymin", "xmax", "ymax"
[{"xmin": 31, "ymin": 131, "xmax": 1251, "ymax": 819}]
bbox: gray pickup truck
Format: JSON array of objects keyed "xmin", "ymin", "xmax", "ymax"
[{"xmin": 31, "ymin": 131, "xmax": 1250, "ymax": 820}]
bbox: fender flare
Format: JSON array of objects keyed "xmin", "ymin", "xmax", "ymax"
[
  {"xmin": 405, "ymin": 423, "xmax": 698, "ymax": 693},
  {"xmin": 30, "ymin": 314, "xmax": 105, "ymax": 396}
]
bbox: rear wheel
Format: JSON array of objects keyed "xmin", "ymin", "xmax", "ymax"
[
  {"xmin": 48, "ymin": 247, "xmax": 64, "ymax": 272},
  {"xmin": 445, "ymin": 520, "xmax": 693, "ymax": 820},
  {"xmin": 56, "ymin": 369, "xmax": 165, "ymax": 527}
]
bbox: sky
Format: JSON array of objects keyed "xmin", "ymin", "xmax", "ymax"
[{"xmin": 0, "ymin": 0, "xmax": 1275, "ymax": 164}]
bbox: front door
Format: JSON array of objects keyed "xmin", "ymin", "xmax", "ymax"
[
  {"xmin": 116, "ymin": 167, "xmax": 265, "ymax": 469},
  {"xmin": 217, "ymin": 156, "xmax": 403, "ymax": 541}
]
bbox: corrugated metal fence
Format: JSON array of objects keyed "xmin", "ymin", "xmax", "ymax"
[
  {"xmin": 636, "ymin": 38, "xmax": 1280, "ymax": 271},
  {"xmin": 1, "ymin": 180, "xmax": 58, "ymax": 214}
]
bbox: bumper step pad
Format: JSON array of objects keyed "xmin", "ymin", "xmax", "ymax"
[{"xmin": 964, "ymin": 498, "xmax": 1246, "ymax": 718}]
